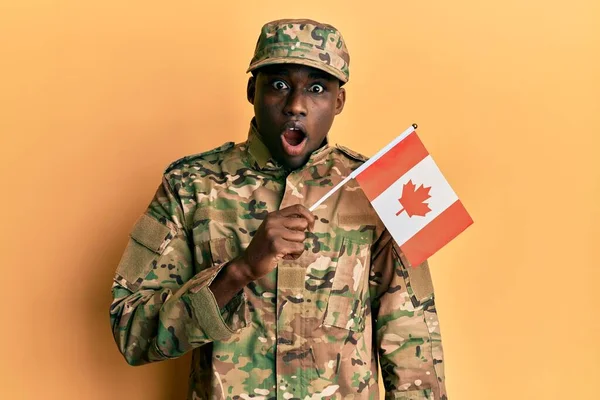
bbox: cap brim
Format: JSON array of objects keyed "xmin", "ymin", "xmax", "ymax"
[{"xmin": 246, "ymin": 56, "xmax": 348, "ymax": 83}]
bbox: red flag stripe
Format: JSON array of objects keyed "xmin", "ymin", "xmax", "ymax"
[
  {"xmin": 355, "ymin": 132, "xmax": 429, "ymax": 201},
  {"xmin": 401, "ymin": 200, "xmax": 473, "ymax": 266}
]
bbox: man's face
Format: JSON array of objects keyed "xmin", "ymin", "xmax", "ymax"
[{"xmin": 247, "ymin": 64, "xmax": 346, "ymax": 170}]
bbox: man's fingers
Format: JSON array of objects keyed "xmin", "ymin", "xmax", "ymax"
[
  {"xmin": 279, "ymin": 205, "xmax": 316, "ymax": 231},
  {"xmin": 279, "ymin": 227, "xmax": 307, "ymax": 243},
  {"xmin": 273, "ymin": 237, "xmax": 305, "ymax": 257},
  {"xmin": 282, "ymin": 216, "xmax": 310, "ymax": 232},
  {"xmin": 282, "ymin": 253, "xmax": 302, "ymax": 261},
  {"xmin": 286, "ymin": 241, "xmax": 306, "ymax": 256}
]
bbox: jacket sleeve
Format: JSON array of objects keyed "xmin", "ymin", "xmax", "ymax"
[
  {"xmin": 369, "ymin": 230, "xmax": 447, "ymax": 400},
  {"xmin": 109, "ymin": 176, "xmax": 249, "ymax": 366}
]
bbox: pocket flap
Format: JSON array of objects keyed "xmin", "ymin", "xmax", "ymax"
[{"xmin": 130, "ymin": 214, "xmax": 173, "ymax": 254}]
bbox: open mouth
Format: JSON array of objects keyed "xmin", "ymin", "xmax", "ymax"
[{"xmin": 281, "ymin": 123, "xmax": 308, "ymax": 157}]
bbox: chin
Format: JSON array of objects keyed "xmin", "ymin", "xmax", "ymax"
[{"xmin": 282, "ymin": 155, "xmax": 309, "ymax": 170}]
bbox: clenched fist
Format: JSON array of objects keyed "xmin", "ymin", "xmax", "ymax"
[
  {"xmin": 209, "ymin": 204, "xmax": 315, "ymax": 308},
  {"xmin": 239, "ymin": 204, "xmax": 316, "ymax": 281}
]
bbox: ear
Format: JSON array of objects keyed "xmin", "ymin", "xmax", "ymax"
[
  {"xmin": 247, "ymin": 76, "xmax": 256, "ymax": 105},
  {"xmin": 335, "ymin": 86, "xmax": 346, "ymax": 115}
]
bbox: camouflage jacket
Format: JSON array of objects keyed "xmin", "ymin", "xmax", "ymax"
[{"xmin": 110, "ymin": 121, "xmax": 447, "ymax": 400}]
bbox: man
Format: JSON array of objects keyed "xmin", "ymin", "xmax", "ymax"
[{"xmin": 110, "ymin": 18, "xmax": 448, "ymax": 400}]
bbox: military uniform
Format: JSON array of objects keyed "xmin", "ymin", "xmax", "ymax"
[{"xmin": 110, "ymin": 19, "xmax": 447, "ymax": 400}]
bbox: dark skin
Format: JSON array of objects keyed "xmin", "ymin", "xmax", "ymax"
[
  {"xmin": 248, "ymin": 64, "xmax": 346, "ymax": 170},
  {"xmin": 209, "ymin": 64, "xmax": 346, "ymax": 308}
]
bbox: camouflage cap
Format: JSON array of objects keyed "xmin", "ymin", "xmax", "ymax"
[{"xmin": 247, "ymin": 19, "xmax": 350, "ymax": 83}]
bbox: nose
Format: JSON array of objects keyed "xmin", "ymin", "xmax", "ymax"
[{"xmin": 283, "ymin": 88, "xmax": 307, "ymax": 117}]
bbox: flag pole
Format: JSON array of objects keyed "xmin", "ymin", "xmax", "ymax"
[
  {"xmin": 308, "ymin": 123, "xmax": 418, "ymax": 212},
  {"xmin": 308, "ymin": 174, "xmax": 354, "ymax": 212}
]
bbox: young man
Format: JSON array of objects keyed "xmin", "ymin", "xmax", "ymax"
[{"xmin": 110, "ymin": 19, "xmax": 448, "ymax": 400}]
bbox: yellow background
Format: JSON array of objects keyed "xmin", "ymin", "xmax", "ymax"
[{"xmin": 1, "ymin": 1, "xmax": 598, "ymax": 399}]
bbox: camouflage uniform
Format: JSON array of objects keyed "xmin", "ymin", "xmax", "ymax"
[{"xmin": 110, "ymin": 19, "xmax": 447, "ymax": 400}]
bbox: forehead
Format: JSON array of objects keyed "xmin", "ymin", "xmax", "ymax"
[{"xmin": 257, "ymin": 64, "xmax": 337, "ymax": 81}]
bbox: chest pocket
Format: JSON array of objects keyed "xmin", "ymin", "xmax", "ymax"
[
  {"xmin": 322, "ymin": 236, "xmax": 371, "ymax": 332},
  {"xmin": 195, "ymin": 236, "xmax": 239, "ymax": 269},
  {"xmin": 192, "ymin": 205, "xmax": 240, "ymax": 269}
]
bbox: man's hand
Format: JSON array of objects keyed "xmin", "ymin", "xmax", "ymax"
[
  {"xmin": 238, "ymin": 204, "xmax": 316, "ymax": 281},
  {"xmin": 209, "ymin": 204, "xmax": 315, "ymax": 308}
]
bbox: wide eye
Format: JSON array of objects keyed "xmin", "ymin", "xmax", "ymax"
[
  {"xmin": 309, "ymin": 84, "xmax": 325, "ymax": 94},
  {"xmin": 272, "ymin": 80, "xmax": 289, "ymax": 90}
]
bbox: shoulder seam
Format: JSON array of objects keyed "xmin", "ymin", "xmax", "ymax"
[
  {"xmin": 164, "ymin": 141, "xmax": 235, "ymax": 174},
  {"xmin": 335, "ymin": 144, "xmax": 368, "ymax": 162}
]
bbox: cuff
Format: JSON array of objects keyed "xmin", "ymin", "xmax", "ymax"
[{"xmin": 185, "ymin": 263, "xmax": 249, "ymax": 341}]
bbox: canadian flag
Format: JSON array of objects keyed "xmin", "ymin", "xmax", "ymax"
[{"xmin": 353, "ymin": 126, "xmax": 473, "ymax": 266}]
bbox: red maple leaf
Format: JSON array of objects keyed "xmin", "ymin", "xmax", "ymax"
[{"xmin": 396, "ymin": 180, "xmax": 432, "ymax": 217}]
